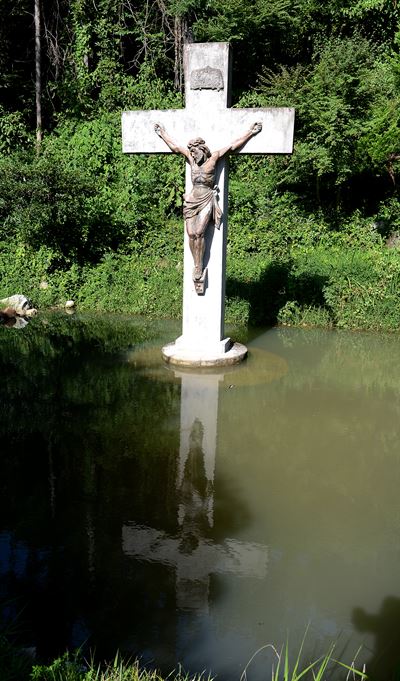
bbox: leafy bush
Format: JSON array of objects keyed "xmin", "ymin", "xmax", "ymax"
[
  {"xmin": 31, "ymin": 651, "xmax": 207, "ymax": 681},
  {"xmin": 0, "ymin": 155, "xmax": 119, "ymax": 266},
  {"xmin": 0, "ymin": 106, "xmax": 30, "ymax": 155},
  {"xmin": 277, "ymin": 301, "xmax": 333, "ymax": 327},
  {"xmin": 243, "ymin": 33, "xmax": 400, "ymax": 209},
  {"xmin": 77, "ymin": 251, "xmax": 182, "ymax": 316}
]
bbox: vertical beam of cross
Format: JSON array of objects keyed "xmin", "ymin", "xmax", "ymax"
[{"xmin": 180, "ymin": 44, "xmax": 231, "ymax": 355}]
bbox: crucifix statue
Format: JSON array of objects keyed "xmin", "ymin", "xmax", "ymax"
[
  {"xmin": 154, "ymin": 121, "xmax": 262, "ymax": 288},
  {"xmin": 122, "ymin": 43, "xmax": 294, "ymax": 366}
]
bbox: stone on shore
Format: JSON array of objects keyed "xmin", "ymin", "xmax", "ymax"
[{"xmin": 0, "ymin": 294, "xmax": 35, "ymax": 315}]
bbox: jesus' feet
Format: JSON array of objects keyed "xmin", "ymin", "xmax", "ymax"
[{"xmin": 193, "ymin": 265, "xmax": 203, "ymax": 281}]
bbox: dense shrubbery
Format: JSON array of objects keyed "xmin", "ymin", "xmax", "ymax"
[
  {"xmin": 2, "ymin": 124, "xmax": 400, "ymax": 330},
  {"xmin": 1, "ymin": 0, "xmax": 400, "ymax": 330}
]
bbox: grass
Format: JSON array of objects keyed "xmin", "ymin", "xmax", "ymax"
[
  {"xmin": 240, "ymin": 627, "xmax": 368, "ymax": 681},
  {"xmin": 30, "ymin": 653, "xmax": 212, "ymax": 681},
  {"xmin": 28, "ymin": 639, "xmax": 370, "ymax": 681},
  {"xmin": 3, "ymin": 236, "xmax": 400, "ymax": 331},
  {"xmin": 0, "ymin": 609, "xmax": 373, "ymax": 681}
]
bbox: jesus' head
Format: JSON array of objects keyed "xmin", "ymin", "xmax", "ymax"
[{"xmin": 187, "ymin": 138, "xmax": 211, "ymax": 164}]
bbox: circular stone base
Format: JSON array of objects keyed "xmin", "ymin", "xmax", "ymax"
[{"xmin": 162, "ymin": 342, "xmax": 247, "ymax": 368}]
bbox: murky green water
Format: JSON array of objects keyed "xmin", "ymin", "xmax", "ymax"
[{"xmin": 1, "ymin": 313, "xmax": 400, "ymax": 680}]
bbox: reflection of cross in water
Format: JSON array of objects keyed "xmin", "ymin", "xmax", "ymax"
[
  {"xmin": 177, "ymin": 373, "xmax": 220, "ymax": 528},
  {"xmin": 122, "ymin": 372, "xmax": 268, "ymax": 613}
]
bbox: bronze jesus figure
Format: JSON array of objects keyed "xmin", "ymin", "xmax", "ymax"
[{"xmin": 154, "ymin": 122, "xmax": 262, "ymax": 287}]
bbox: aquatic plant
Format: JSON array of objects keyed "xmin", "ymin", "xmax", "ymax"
[
  {"xmin": 30, "ymin": 653, "xmax": 211, "ymax": 681},
  {"xmin": 30, "ymin": 642, "xmax": 369, "ymax": 681},
  {"xmin": 240, "ymin": 630, "xmax": 368, "ymax": 681}
]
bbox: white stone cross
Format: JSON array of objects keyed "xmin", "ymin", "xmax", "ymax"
[{"xmin": 122, "ymin": 42, "xmax": 294, "ymax": 366}]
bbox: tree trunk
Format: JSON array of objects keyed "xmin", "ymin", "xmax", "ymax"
[
  {"xmin": 174, "ymin": 15, "xmax": 191, "ymax": 93},
  {"xmin": 34, "ymin": 0, "xmax": 42, "ymax": 151},
  {"xmin": 174, "ymin": 15, "xmax": 182, "ymax": 92}
]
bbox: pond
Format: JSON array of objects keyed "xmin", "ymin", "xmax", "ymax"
[{"xmin": 1, "ymin": 312, "xmax": 400, "ymax": 680}]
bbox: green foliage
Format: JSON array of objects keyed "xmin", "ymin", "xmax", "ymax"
[
  {"xmin": 2, "ymin": 195, "xmax": 400, "ymax": 332},
  {"xmin": 342, "ymin": 0, "xmax": 400, "ymax": 41},
  {"xmin": 0, "ymin": 106, "xmax": 30, "ymax": 154},
  {"xmin": 254, "ymin": 35, "xmax": 395, "ymax": 198},
  {"xmin": 188, "ymin": 0, "xmax": 304, "ymax": 91},
  {"xmin": 31, "ymin": 652, "xmax": 208, "ymax": 681},
  {"xmin": 277, "ymin": 301, "xmax": 332, "ymax": 327},
  {"xmin": 191, "ymin": 0, "xmax": 299, "ymax": 47},
  {"xmin": 275, "ymin": 246, "xmax": 400, "ymax": 330},
  {"xmin": 356, "ymin": 56, "xmax": 400, "ymax": 173},
  {"xmin": 0, "ymin": 109, "xmax": 184, "ymax": 270},
  {"xmin": 0, "ymin": 600, "xmax": 32, "ymax": 681},
  {"xmin": 77, "ymin": 250, "xmax": 183, "ymax": 316},
  {"xmin": 31, "ymin": 651, "xmax": 84, "ymax": 681},
  {"xmin": 0, "ymin": 635, "xmax": 32, "ymax": 681},
  {"xmin": 0, "ymin": 0, "xmax": 400, "ymax": 332},
  {"xmin": 28, "ymin": 641, "xmax": 368, "ymax": 681},
  {"xmin": 0, "ymin": 242, "xmax": 57, "ymax": 305},
  {"xmin": 240, "ymin": 628, "xmax": 367, "ymax": 681},
  {"xmin": 0, "ymin": 241, "xmax": 183, "ymax": 316},
  {"xmin": 41, "ymin": 111, "xmax": 184, "ymax": 251},
  {"xmin": 344, "ymin": 0, "xmax": 393, "ymax": 16},
  {"xmin": 0, "ymin": 154, "xmax": 119, "ymax": 266}
]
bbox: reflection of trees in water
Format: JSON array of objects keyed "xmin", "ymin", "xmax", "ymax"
[
  {"xmin": 0, "ymin": 313, "xmax": 182, "ymax": 659},
  {"xmin": 0, "ymin": 315, "xmax": 255, "ymax": 661},
  {"xmin": 275, "ymin": 326, "xmax": 400, "ymax": 393},
  {"xmin": 0, "ymin": 312, "xmax": 168, "ymax": 437},
  {"xmin": 0, "ymin": 312, "xmax": 180, "ymax": 463},
  {"xmin": 353, "ymin": 597, "xmax": 400, "ymax": 681}
]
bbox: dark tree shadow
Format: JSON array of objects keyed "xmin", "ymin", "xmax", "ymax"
[
  {"xmin": 226, "ymin": 260, "xmax": 330, "ymax": 326},
  {"xmin": 352, "ymin": 597, "xmax": 400, "ymax": 681}
]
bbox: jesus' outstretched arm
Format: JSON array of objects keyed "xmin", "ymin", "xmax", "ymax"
[
  {"xmin": 154, "ymin": 123, "xmax": 190, "ymax": 159},
  {"xmin": 214, "ymin": 122, "xmax": 262, "ymax": 160}
]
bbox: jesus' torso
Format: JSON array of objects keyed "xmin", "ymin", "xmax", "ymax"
[{"xmin": 190, "ymin": 165, "xmax": 215, "ymax": 190}]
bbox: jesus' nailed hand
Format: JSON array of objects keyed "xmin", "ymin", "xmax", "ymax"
[{"xmin": 154, "ymin": 122, "xmax": 262, "ymax": 286}]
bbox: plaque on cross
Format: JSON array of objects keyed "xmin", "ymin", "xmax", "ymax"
[{"xmin": 122, "ymin": 42, "xmax": 294, "ymax": 366}]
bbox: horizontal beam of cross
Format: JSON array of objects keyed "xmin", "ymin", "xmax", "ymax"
[
  {"xmin": 122, "ymin": 107, "xmax": 294, "ymax": 155},
  {"xmin": 122, "ymin": 523, "xmax": 268, "ymax": 580}
]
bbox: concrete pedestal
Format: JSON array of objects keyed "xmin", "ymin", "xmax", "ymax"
[{"xmin": 162, "ymin": 339, "xmax": 247, "ymax": 367}]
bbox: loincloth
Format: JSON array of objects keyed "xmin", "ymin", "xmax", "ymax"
[{"xmin": 183, "ymin": 186, "xmax": 222, "ymax": 229}]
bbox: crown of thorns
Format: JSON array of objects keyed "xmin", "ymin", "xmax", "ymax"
[{"xmin": 187, "ymin": 138, "xmax": 211, "ymax": 158}]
